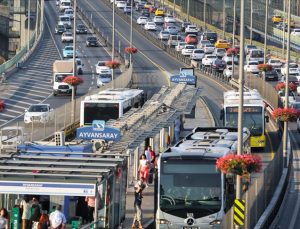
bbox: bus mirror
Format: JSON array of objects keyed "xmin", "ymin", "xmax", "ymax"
[{"xmin": 265, "ymin": 115, "xmax": 269, "ymax": 123}]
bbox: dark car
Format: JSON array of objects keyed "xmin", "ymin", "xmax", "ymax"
[
  {"xmin": 76, "ymin": 24, "xmax": 88, "ymax": 34},
  {"xmin": 86, "ymin": 36, "xmax": 99, "ymax": 47},
  {"xmin": 181, "ymin": 21, "xmax": 191, "ymax": 32},
  {"xmin": 201, "ymin": 32, "xmax": 218, "ymax": 44},
  {"xmin": 55, "ymin": 24, "xmax": 66, "ymax": 34},
  {"xmin": 211, "ymin": 58, "xmax": 226, "ymax": 72},
  {"xmin": 135, "ymin": 3, "xmax": 144, "ymax": 11},
  {"xmin": 141, "ymin": 9, "xmax": 150, "ymax": 17},
  {"xmin": 262, "ymin": 70, "xmax": 279, "ymax": 81}
]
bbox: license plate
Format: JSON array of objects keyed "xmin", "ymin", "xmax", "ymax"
[
  {"xmin": 183, "ymin": 227, "xmax": 199, "ymax": 229},
  {"xmin": 60, "ymin": 89, "xmax": 68, "ymax": 92}
]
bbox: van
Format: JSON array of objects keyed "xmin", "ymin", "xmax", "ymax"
[
  {"xmin": 59, "ymin": 0, "xmax": 71, "ymax": 12},
  {"xmin": 201, "ymin": 32, "xmax": 218, "ymax": 44},
  {"xmin": 58, "ymin": 15, "xmax": 71, "ymax": 29},
  {"xmin": 246, "ymin": 49, "xmax": 264, "ymax": 64},
  {"xmin": 167, "ymin": 35, "xmax": 181, "ymax": 47}
]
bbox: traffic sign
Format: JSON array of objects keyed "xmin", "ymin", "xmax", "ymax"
[{"xmin": 234, "ymin": 199, "xmax": 245, "ymax": 226}]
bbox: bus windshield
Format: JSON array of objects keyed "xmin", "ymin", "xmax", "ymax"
[
  {"xmin": 83, "ymin": 102, "xmax": 119, "ymax": 125},
  {"xmin": 160, "ymin": 158, "xmax": 222, "ymax": 218},
  {"xmin": 225, "ymin": 106, "xmax": 263, "ymax": 136}
]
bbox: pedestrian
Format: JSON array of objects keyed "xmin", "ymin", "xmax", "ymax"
[
  {"xmin": 49, "ymin": 205, "xmax": 66, "ymax": 229},
  {"xmin": 138, "ymin": 154, "xmax": 150, "ymax": 186},
  {"xmin": 85, "ymin": 196, "xmax": 95, "ymax": 223},
  {"xmin": 38, "ymin": 211, "xmax": 49, "ymax": 229},
  {"xmin": 31, "ymin": 197, "xmax": 41, "ymax": 229},
  {"xmin": 132, "ymin": 178, "xmax": 146, "ymax": 229},
  {"xmin": 0, "ymin": 208, "xmax": 8, "ymax": 229},
  {"xmin": 174, "ymin": 118, "xmax": 181, "ymax": 143},
  {"xmin": 20, "ymin": 196, "xmax": 32, "ymax": 229},
  {"xmin": 145, "ymin": 146, "xmax": 156, "ymax": 184}
]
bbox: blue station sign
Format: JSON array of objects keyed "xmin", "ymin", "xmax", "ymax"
[
  {"xmin": 170, "ymin": 73, "xmax": 197, "ymax": 85},
  {"xmin": 76, "ymin": 120, "xmax": 121, "ymax": 141}
]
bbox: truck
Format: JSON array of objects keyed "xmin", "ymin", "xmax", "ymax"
[
  {"xmin": 52, "ymin": 60, "xmax": 77, "ymax": 96},
  {"xmin": 0, "ymin": 126, "xmax": 26, "ymax": 153}
]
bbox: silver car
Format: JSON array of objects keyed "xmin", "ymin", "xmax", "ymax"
[
  {"xmin": 158, "ymin": 31, "xmax": 170, "ymax": 40},
  {"xmin": 165, "ymin": 26, "xmax": 178, "ymax": 35}
]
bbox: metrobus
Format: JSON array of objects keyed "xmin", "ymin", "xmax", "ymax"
[
  {"xmin": 80, "ymin": 88, "xmax": 145, "ymax": 126},
  {"xmin": 222, "ymin": 89, "xmax": 268, "ymax": 149},
  {"xmin": 155, "ymin": 127, "xmax": 251, "ymax": 229}
]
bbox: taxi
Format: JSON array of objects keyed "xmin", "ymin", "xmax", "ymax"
[
  {"xmin": 155, "ymin": 8, "xmax": 165, "ymax": 16},
  {"xmin": 144, "ymin": 2, "xmax": 152, "ymax": 9},
  {"xmin": 214, "ymin": 39, "xmax": 231, "ymax": 49},
  {"xmin": 272, "ymin": 15, "xmax": 283, "ymax": 23}
]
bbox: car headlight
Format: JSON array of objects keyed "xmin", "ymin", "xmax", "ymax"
[
  {"xmin": 157, "ymin": 219, "xmax": 171, "ymax": 225},
  {"xmin": 210, "ymin": 219, "xmax": 222, "ymax": 225}
]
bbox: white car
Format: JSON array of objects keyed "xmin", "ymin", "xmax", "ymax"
[
  {"xmin": 116, "ymin": 1, "xmax": 127, "ymax": 8},
  {"xmin": 61, "ymin": 32, "xmax": 73, "ymax": 43},
  {"xmin": 144, "ymin": 22, "xmax": 157, "ymax": 31},
  {"xmin": 175, "ymin": 42, "xmax": 186, "ymax": 52},
  {"xmin": 157, "ymin": 31, "xmax": 170, "ymax": 40},
  {"xmin": 97, "ymin": 69, "xmax": 112, "ymax": 88},
  {"xmin": 153, "ymin": 16, "xmax": 164, "ymax": 24},
  {"xmin": 181, "ymin": 45, "xmax": 195, "ymax": 56},
  {"xmin": 58, "ymin": 15, "xmax": 71, "ymax": 29},
  {"xmin": 185, "ymin": 25, "xmax": 198, "ymax": 35},
  {"xmin": 223, "ymin": 65, "xmax": 233, "ymax": 80},
  {"xmin": 203, "ymin": 43, "xmax": 215, "ymax": 54},
  {"xmin": 198, "ymin": 40, "xmax": 211, "ymax": 49},
  {"xmin": 213, "ymin": 48, "xmax": 226, "ymax": 58},
  {"xmin": 244, "ymin": 61, "xmax": 259, "ymax": 74},
  {"xmin": 202, "ymin": 54, "xmax": 217, "ymax": 67},
  {"xmin": 281, "ymin": 63, "xmax": 298, "ymax": 76},
  {"xmin": 223, "ymin": 55, "xmax": 239, "ymax": 65},
  {"xmin": 297, "ymin": 86, "xmax": 300, "ymax": 96},
  {"xmin": 278, "ymin": 90, "xmax": 296, "ymax": 105},
  {"xmin": 137, "ymin": 16, "xmax": 148, "ymax": 25},
  {"xmin": 95, "ymin": 61, "xmax": 110, "ymax": 74},
  {"xmin": 291, "ymin": 29, "xmax": 300, "ymax": 36},
  {"xmin": 24, "ymin": 104, "xmax": 54, "ymax": 124},
  {"xmin": 64, "ymin": 9, "xmax": 74, "ymax": 20},
  {"xmin": 164, "ymin": 15, "xmax": 176, "ymax": 23},
  {"xmin": 190, "ymin": 49, "xmax": 205, "ymax": 60},
  {"xmin": 268, "ymin": 59, "xmax": 282, "ymax": 69}
]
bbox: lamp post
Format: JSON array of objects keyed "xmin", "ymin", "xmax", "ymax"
[
  {"xmin": 187, "ymin": 0, "xmax": 190, "ymax": 21},
  {"xmin": 112, "ymin": 0, "xmax": 116, "ymax": 89},
  {"xmin": 263, "ymin": 0, "xmax": 269, "ymax": 63},
  {"xmin": 71, "ymin": 0, "xmax": 77, "ymax": 123},
  {"xmin": 27, "ymin": 0, "xmax": 31, "ymax": 50},
  {"xmin": 283, "ymin": 0, "xmax": 291, "ymax": 168},
  {"xmin": 236, "ymin": 0, "xmax": 245, "ymax": 211},
  {"xmin": 250, "ymin": 0, "xmax": 253, "ymax": 44},
  {"xmin": 173, "ymin": 0, "xmax": 175, "ymax": 17},
  {"xmin": 223, "ymin": 0, "xmax": 226, "ymax": 38},
  {"xmin": 232, "ymin": 0, "xmax": 236, "ymax": 81},
  {"xmin": 282, "ymin": 0, "xmax": 286, "ymax": 55},
  {"xmin": 130, "ymin": 0, "xmax": 133, "ymax": 66},
  {"xmin": 203, "ymin": 0, "xmax": 206, "ymax": 31}
]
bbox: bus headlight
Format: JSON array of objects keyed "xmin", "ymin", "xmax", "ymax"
[
  {"xmin": 209, "ymin": 219, "xmax": 221, "ymax": 225},
  {"xmin": 157, "ymin": 219, "xmax": 170, "ymax": 224}
]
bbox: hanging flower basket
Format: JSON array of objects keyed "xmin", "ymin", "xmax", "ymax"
[
  {"xmin": 125, "ymin": 47, "xmax": 138, "ymax": 54},
  {"xmin": 0, "ymin": 100, "xmax": 5, "ymax": 112},
  {"xmin": 63, "ymin": 75, "xmax": 84, "ymax": 86},
  {"xmin": 216, "ymin": 153, "xmax": 262, "ymax": 177},
  {"xmin": 275, "ymin": 82, "xmax": 297, "ymax": 92},
  {"xmin": 226, "ymin": 48, "xmax": 238, "ymax": 56},
  {"xmin": 257, "ymin": 64, "xmax": 272, "ymax": 72},
  {"xmin": 272, "ymin": 107, "xmax": 299, "ymax": 122},
  {"xmin": 105, "ymin": 60, "xmax": 121, "ymax": 69}
]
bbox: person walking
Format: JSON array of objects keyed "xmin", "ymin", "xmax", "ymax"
[
  {"xmin": 0, "ymin": 208, "xmax": 8, "ymax": 229},
  {"xmin": 31, "ymin": 197, "xmax": 41, "ymax": 229},
  {"xmin": 85, "ymin": 196, "xmax": 95, "ymax": 223},
  {"xmin": 38, "ymin": 211, "xmax": 49, "ymax": 229},
  {"xmin": 132, "ymin": 178, "xmax": 146, "ymax": 229},
  {"xmin": 138, "ymin": 154, "xmax": 150, "ymax": 186},
  {"xmin": 20, "ymin": 196, "xmax": 32, "ymax": 229},
  {"xmin": 49, "ymin": 205, "xmax": 66, "ymax": 229}
]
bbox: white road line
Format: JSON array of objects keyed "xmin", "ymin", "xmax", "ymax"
[
  {"xmin": 3, "ymin": 98, "xmax": 32, "ymax": 105},
  {"xmin": 3, "ymin": 90, "xmax": 46, "ymax": 99},
  {"xmin": 12, "ymin": 80, "xmax": 52, "ymax": 88},
  {"xmin": 0, "ymin": 113, "xmax": 16, "ymax": 118},
  {"xmin": 2, "ymin": 93, "xmax": 41, "ymax": 102},
  {"xmin": 2, "ymin": 109, "xmax": 23, "ymax": 114},
  {"xmin": 3, "ymin": 102, "xmax": 27, "ymax": 110},
  {"xmin": 17, "ymin": 74, "xmax": 52, "ymax": 81},
  {"xmin": 0, "ymin": 119, "xmax": 8, "ymax": 122},
  {"xmin": 6, "ymin": 84, "xmax": 53, "ymax": 93}
]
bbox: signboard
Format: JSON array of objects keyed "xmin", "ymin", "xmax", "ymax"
[
  {"xmin": 0, "ymin": 181, "xmax": 96, "ymax": 196},
  {"xmin": 11, "ymin": 207, "xmax": 20, "ymax": 229},
  {"xmin": 76, "ymin": 120, "xmax": 121, "ymax": 141},
  {"xmin": 180, "ymin": 67, "xmax": 194, "ymax": 76},
  {"xmin": 170, "ymin": 73, "xmax": 196, "ymax": 85}
]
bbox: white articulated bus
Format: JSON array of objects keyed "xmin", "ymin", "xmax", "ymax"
[
  {"xmin": 155, "ymin": 127, "xmax": 250, "ymax": 229},
  {"xmin": 80, "ymin": 88, "xmax": 144, "ymax": 126}
]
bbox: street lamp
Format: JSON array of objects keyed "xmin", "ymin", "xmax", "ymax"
[
  {"xmin": 112, "ymin": 0, "xmax": 116, "ymax": 89},
  {"xmin": 27, "ymin": 0, "xmax": 31, "ymax": 50},
  {"xmin": 232, "ymin": 0, "xmax": 236, "ymax": 81},
  {"xmin": 263, "ymin": 0, "xmax": 269, "ymax": 63},
  {"xmin": 130, "ymin": 0, "xmax": 133, "ymax": 66},
  {"xmin": 203, "ymin": 0, "xmax": 206, "ymax": 31},
  {"xmin": 223, "ymin": 0, "xmax": 226, "ymax": 39},
  {"xmin": 283, "ymin": 0, "xmax": 291, "ymax": 168},
  {"xmin": 282, "ymin": 0, "xmax": 286, "ymax": 55},
  {"xmin": 72, "ymin": 0, "xmax": 77, "ymax": 123},
  {"xmin": 187, "ymin": 0, "xmax": 190, "ymax": 21},
  {"xmin": 250, "ymin": 0, "xmax": 253, "ymax": 44}
]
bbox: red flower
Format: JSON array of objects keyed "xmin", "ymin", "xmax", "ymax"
[
  {"xmin": 105, "ymin": 60, "xmax": 120, "ymax": 69},
  {"xmin": 257, "ymin": 64, "xmax": 272, "ymax": 72},
  {"xmin": 216, "ymin": 153, "xmax": 262, "ymax": 176},
  {"xmin": 272, "ymin": 107, "xmax": 299, "ymax": 122},
  {"xmin": 275, "ymin": 82, "xmax": 297, "ymax": 91},
  {"xmin": 63, "ymin": 75, "xmax": 83, "ymax": 86},
  {"xmin": 125, "ymin": 47, "xmax": 138, "ymax": 54},
  {"xmin": 0, "ymin": 100, "xmax": 5, "ymax": 112},
  {"xmin": 226, "ymin": 48, "xmax": 238, "ymax": 56}
]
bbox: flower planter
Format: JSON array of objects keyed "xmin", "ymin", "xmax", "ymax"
[
  {"xmin": 257, "ymin": 64, "xmax": 272, "ymax": 72},
  {"xmin": 0, "ymin": 100, "xmax": 5, "ymax": 112},
  {"xmin": 272, "ymin": 107, "xmax": 299, "ymax": 122},
  {"xmin": 226, "ymin": 48, "xmax": 238, "ymax": 56},
  {"xmin": 125, "ymin": 47, "xmax": 138, "ymax": 54},
  {"xmin": 105, "ymin": 60, "xmax": 120, "ymax": 69},
  {"xmin": 63, "ymin": 75, "xmax": 84, "ymax": 86},
  {"xmin": 275, "ymin": 82, "xmax": 297, "ymax": 92}
]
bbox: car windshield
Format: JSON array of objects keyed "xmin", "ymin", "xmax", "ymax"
[
  {"xmin": 99, "ymin": 74, "xmax": 112, "ymax": 79},
  {"xmin": 205, "ymin": 44, "xmax": 214, "ymax": 47},
  {"xmin": 248, "ymin": 62, "xmax": 258, "ymax": 65},
  {"xmin": 194, "ymin": 50, "xmax": 204, "ymax": 53},
  {"xmin": 97, "ymin": 62, "xmax": 106, "ymax": 66},
  {"xmin": 28, "ymin": 105, "xmax": 48, "ymax": 112},
  {"xmin": 65, "ymin": 47, "xmax": 73, "ymax": 51},
  {"xmin": 207, "ymin": 56, "xmax": 216, "ymax": 59},
  {"xmin": 77, "ymin": 25, "xmax": 85, "ymax": 29},
  {"xmin": 270, "ymin": 59, "xmax": 280, "ymax": 63},
  {"xmin": 88, "ymin": 37, "xmax": 97, "ymax": 41},
  {"xmin": 60, "ymin": 17, "xmax": 69, "ymax": 22},
  {"xmin": 64, "ymin": 32, "xmax": 72, "ymax": 36},
  {"xmin": 291, "ymin": 103, "xmax": 300, "ymax": 110}
]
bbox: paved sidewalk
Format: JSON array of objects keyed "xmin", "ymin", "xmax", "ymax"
[{"xmin": 122, "ymin": 97, "xmax": 214, "ymax": 228}]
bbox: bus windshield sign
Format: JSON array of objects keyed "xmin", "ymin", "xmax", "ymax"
[{"xmin": 227, "ymin": 107, "xmax": 262, "ymax": 113}]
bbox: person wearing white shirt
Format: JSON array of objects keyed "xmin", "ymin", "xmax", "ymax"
[{"xmin": 49, "ymin": 205, "xmax": 66, "ymax": 229}]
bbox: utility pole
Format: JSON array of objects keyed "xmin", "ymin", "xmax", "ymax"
[
  {"xmin": 27, "ymin": 0, "xmax": 31, "ymax": 50},
  {"xmin": 130, "ymin": 0, "xmax": 133, "ymax": 66},
  {"xmin": 223, "ymin": 0, "xmax": 226, "ymax": 38},
  {"xmin": 250, "ymin": 0, "xmax": 253, "ymax": 44},
  {"xmin": 203, "ymin": 0, "xmax": 206, "ymax": 30},
  {"xmin": 283, "ymin": 0, "xmax": 291, "ymax": 168},
  {"xmin": 282, "ymin": 0, "xmax": 286, "ymax": 55},
  {"xmin": 264, "ymin": 0, "xmax": 269, "ymax": 63},
  {"xmin": 187, "ymin": 0, "xmax": 190, "ymax": 21},
  {"xmin": 71, "ymin": 0, "xmax": 77, "ymax": 123},
  {"xmin": 232, "ymin": 0, "xmax": 236, "ymax": 81},
  {"xmin": 236, "ymin": 0, "xmax": 245, "ymax": 223},
  {"xmin": 112, "ymin": 0, "xmax": 115, "ymax": 89}
]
